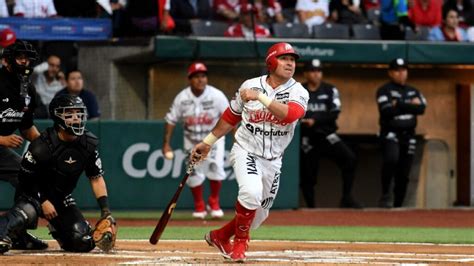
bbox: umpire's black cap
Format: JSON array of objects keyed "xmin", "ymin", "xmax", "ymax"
[
  {"xmin": 303, "ymin": 59, "xmax": 323, "ymax": 72},
  {"xmin": 389, "ymin": 58, "xmax": 408, "ymax": 70}
]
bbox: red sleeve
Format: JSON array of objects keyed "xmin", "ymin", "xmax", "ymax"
[
  {"xmin": 281, "ymin": 102, "xmax": 305, "ymax": 123},
  {"xmin": 222, "ymin": 107, "xmax": 242, "ymax": 126}
]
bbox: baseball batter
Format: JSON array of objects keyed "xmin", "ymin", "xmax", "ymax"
[
  {"xmin": 191, "ymin": 42, "xmax": 309, "ymax": 262},
  {"xmin": 163, "ymin": 62, "xmax": 229, "ymax": 219}
]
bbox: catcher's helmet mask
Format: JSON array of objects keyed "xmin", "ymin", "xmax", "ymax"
[
  {"xmin": 2, "ymin": 40, "xmax": 39, "ymax": 77},
  {"xmin": 49, "ymin": 95, "xmax": 88, "ymax": 136}
]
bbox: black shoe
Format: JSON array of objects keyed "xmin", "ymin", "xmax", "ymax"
[
  {"xmin": 11, "ymin": 232, "xmax": 48, "ymax": 250},
  {"xmin": 378, "ymin": 194, "xmax": 392, "ymax": 208},
  {"xmin": 340, "ymin": 197, "xmax": 363, "ymax": 209},
  {"xmin": 0, "ymin": 236, "xmax": 12, "ymax": 254}
]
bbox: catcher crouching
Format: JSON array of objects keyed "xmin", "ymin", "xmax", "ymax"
[{"xmin": 0, "ymin": 94, "xmax": 116, "ymax": 254}]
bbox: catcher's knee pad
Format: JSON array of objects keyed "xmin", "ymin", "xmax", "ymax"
[
  {"xmin": 0, "ymin": 201, "xmax": 39, "ymax": 240},
  {"xmin": 13, "ymin": 199, "xmax": 40, "ymax": 229},
  {"xmin": 50, "ymin": 221, "xmax": 94, "ymax": 253}
]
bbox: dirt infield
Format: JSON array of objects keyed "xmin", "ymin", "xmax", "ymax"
[
  {"xmin": 2, "ymin": 240, "xmax": 474, "ymax": 264},
  {"xmin": 4, "ymin": 209, "xmax": 474, "ymax": 264}
]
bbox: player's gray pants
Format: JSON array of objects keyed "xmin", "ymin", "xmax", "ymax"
[{"xmin": 0, "ymin": 147, "xmax": 21, "ymax": 187}]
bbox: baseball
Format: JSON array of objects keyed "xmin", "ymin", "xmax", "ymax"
[{"xmin": 164, "ymin": 151, "xmax": 174, "ymax": 160}]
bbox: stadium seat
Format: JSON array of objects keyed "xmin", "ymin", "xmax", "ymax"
[
  {"xmin": 405, "ymin": 26, "xmax": 430, "ymax": 41},
  {"xmin": 190, "ymin": 20, "xmax": 228, "ymax": 37},
  {"xmin": 352, "ymin": 24, "xmax": 381, "ymax": 40},
  {"xmin": 273, "ymin": 22, "xmax": 310, "ymax": 38},
  {"xmin": 313, "ymin": 23, "xmax": 350, "ymax": 39}
]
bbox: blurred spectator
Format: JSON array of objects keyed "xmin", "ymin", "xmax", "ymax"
[
  {"xmin": 0, "ymin": 0, "xmax": 8, "ymax": 17},
  {"xmin": 329, "ymin": 0, "xmax": 366, "ymax": 24},
  {"xmin": 428, "ymin": 8, "xmax": 468, "ymax": 41},
  {"xmin": 296, "ymin": 0, "xmax": 329, "ymax": 31},
  {"xmin": 361, "ymin": 0, "xmax": 380, "ymax": 11},
  {"xmin": 224, "ymin": 4, "xmax": 271, "ymax": 38},
  {"xmin": 55, "ymin": 70, "xmax": 101, "ymax": 120},
  {"xmin": 53, "ymin": 0, "xmax": 97, "ymax": 17},
  {"xmin": 14, "ymin": 0, "xmax": 57, "ymax": 17},
  {"xmin": 170, "ymin": 0, "xmax": 213, "ymax": 35},
  {"xmin": 6, "ymin": 0, "xmax": 13, "ymax": 15},
  {"xmin": 109, "ymin": 0, "xmax": 127, "ymax": 36},
  {"xmin": 0, "ymin": 28, "xmax": 16, "ymax": 48},
  {"xmin": 379, "ymin": 0, "xmax": 415, "ymax": 39},
  {"xmin": 409, "ymin": 0, "xmax": 442, "ymax": 28},
  {"xmin": 252, "ymin": 0, "xmax": 285, "ymax": 23},
  {"xmin": 280, "ymin": 0, "xmax": 297, "ymax": 8},
  {"xmin": 443, "ymin": 0, "xmax": 474, "ymax": 27},
  {"xmin": 127, "ymin": 0, "xmax": 174, "ymax": 35},
  {"xmin": 468, "ymin": 26, "xmax": 474, "ymax": 41},
  {"xmin": 213, "ymin": 0, "xmax": 240, "ymax": 21},
  {"xmin": 32, "ymin": 55, "xmax": 66, "ymax": 118}
]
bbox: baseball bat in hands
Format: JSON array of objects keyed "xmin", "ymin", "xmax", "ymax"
[{"xmin": 149, "ymin": 154, "xmax": 201, "ymax": 245}]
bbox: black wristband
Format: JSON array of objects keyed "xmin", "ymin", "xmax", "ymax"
[{"xmin": 97, "ymin": 196, "xmax": 110, "ymax": 213}]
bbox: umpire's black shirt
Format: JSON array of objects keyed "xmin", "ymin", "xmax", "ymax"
[
  {"xmin": 0, "ymin": 67, "xmax": 37, "ymax": 136},
  {"xmin": 376, "ymin": 81, "xmax": 426, "ymax": 132},
  {"xmin": 302, "ymin": 81, "xmax": 341, "ymax": 136}
]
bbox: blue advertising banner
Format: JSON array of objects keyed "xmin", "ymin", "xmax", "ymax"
[{"xmin": 0, "ymin": 18, "xmax": 112, "ymax": 41}]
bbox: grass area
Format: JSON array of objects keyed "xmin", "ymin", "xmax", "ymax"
[{"xmin": 32, "ymin": 226, "xmax": 474, "ymax": 244}]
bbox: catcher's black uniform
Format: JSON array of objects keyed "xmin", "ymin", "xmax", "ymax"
[
  {"xmin": 0, "ymin": 127, "xmax": 104, "ymax": 253},
  {"xmin": 376, "ymin": 81, "xmax": 426, "ymax": 207},
  {"xmin": 300, "ymin": 81, "xmax": 360, "ymax": 208}
]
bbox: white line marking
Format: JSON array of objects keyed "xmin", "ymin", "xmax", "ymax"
[{"xmin": 121, "ymin": 239, "xmax": 474, "ymax": 246}]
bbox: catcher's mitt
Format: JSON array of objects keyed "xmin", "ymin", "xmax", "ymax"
[{"xmin": 92, "ymin": 215, "xmax": 117, "ymax": 252}]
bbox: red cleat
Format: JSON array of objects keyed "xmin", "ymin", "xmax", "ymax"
[
  {"xmin": 205, "ymin": 230, "xmax": 232, "ymax": 258},
  {"xmin": 230, "ymin": 238, "xmax": 248, "ymax": 263}
]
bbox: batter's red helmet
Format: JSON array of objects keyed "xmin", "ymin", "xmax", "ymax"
[
  {"xmin": 265, "ymin": 42, "xmax": 299, "ymax": 72},
  {"xmin": 187, "ymin": 62, "xmax": 208, "ymax": 78},
  {"xmin": 0, "ymin": 28, "xmax": 16, "ymax": 48}
]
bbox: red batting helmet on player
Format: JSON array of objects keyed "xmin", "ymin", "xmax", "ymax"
[
  {"xmin": 187, "ymin": 62, "xmax": 208, "ymax": 78},
  {"xmin": 265, "ymin": 42, "xmax": 299, "ymax": 72}
]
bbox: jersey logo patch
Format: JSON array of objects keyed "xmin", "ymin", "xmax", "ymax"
[
  {"xmin": 64, "ymin": 156, "xmax": 77, "ymax": 164},
  {"xmin": 24, "ymin": 151, "xmax": 36, "ymax": 164}
]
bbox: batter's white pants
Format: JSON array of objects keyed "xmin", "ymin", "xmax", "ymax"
[{"xmin": 229, "ymin": 143, "xmax": 282, "ymax": 229}]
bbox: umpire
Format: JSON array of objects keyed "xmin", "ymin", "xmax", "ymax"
[
  {"xmin": 300, "ymin": 59, "xmax": 362, "ymax": 208},
  {"xmin": 376, "ymin": 58, "xmax": 426, "ymax": 208},
  {"xmin": 0, "ymin": 40, "xmax": 48, "ymax": 250}
]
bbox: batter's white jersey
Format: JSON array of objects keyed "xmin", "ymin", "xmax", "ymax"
[
  {"xmin": 165, "ymin": 85, "xmax": 229, "ymax": 150},
  {"xmin": 229, "ymin": 75, "xmax": 309, "ymax": 159}
]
